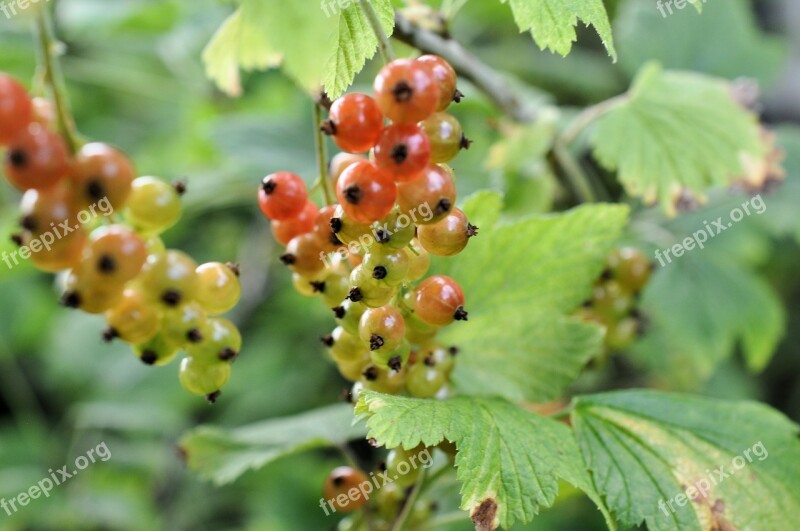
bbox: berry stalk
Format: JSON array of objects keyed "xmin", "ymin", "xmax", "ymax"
[
  {"xmin": 34, "ymin": 7, "xmax": 80, "ymax": 155},
  {"xmin": 313, "ymin": 103, "xmax": 336, "ymax": 205}
]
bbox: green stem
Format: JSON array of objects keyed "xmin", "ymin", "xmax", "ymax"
[
  {"xmin": 313, "ymin": 103, "xmax": 335, "ymax": 205},
  {"xmin": 35, "ymin": 6, "xmax": 80, "ymax": 154},
  {"xmin": 422, "ymin": 510, "xmax": 469, "ymax": 529},
  {"xmin": 390, "ymin": 468, "xmax": 425, "ymax": 531},
  {"xmin": 359, "ymin": 0, "xmax": 396, "ymax": 63},
  {"xmin": 553, "ymin": 143, "xmax": 596, "ymax": 203},
  {"xmin": 559, "ymin": 95, "xmax": 626, "ymax": 146}
]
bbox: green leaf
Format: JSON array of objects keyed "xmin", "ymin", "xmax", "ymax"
[
  {"xmin": 615, "ymin": 0, "xmax": 786, "ymax": 88},
  {"xmin": 180, "ymin": 404, "xmax": 367, "ymax": 485},
  {"xmin": 203, "ymin": 0, "xmax": 394, "ymax": 98},
  {"xmin": 633, "ymin": 252, "xmax": 784, "ymax": 384},
  {"xmin": 436, "ymin": 194, "xmax": 628, "ymax": 402},
  {"xmin": 355, "ymin": 391, "xmax": 616, "ymax": 530},
  {"xmin": 591, "ymin": 62, "xmax": 764, "ymax": 214},
  {"xmin": 499, "ymin": 0, "xmax": 617, "ymax": 61},
  {"xmin": 572, "ymin": 390, "xmax": 800, "ymax": 531}
]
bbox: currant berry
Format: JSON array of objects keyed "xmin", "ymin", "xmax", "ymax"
[
  {"xmin": 420, "ymin": 112, "xmax": 467, "ymax": 163},
  {"xmin": 323, "ymin": 467, "xmax": 369, "ymax": 513},
  {"xmin": 0, "ymin": 74, "xmax": 32, "ymax": 144},
  {"xmin": 406, "ymin": 362, "xmax": 447, "ymax": 398},
  {"xmin": 271, "ymin": 200, "xmax": 318, "ymax": 246},
  {"xmin": 133, "ymin": 333, "xmax": 180, "ymax": 366},
  {"xmin": 416, "ymin": 55, "xmax": 459, "ymax": 111},
  {"xmin": 396, "ymin": 164, "xmax": 456, "ymax": 225},
  {"xmin": 195, "ymin": 262, "xmax": 241, "ymax": 315},
  {"xmin": 322, "ymin": 94, "xmax": 384, "ymax": 153},
  {"xmin": 4, "ymin": 123, "xmax": 69, "ymax": 190},
  {"xmin": 606, "ymin": 247, "xmax": 653, "ymax": 294},
  {"xmin": 259, "ymin": 172, "xmax": 307, "ymax": 221},
  {"xmin": 103, "ymin": 288, "xmax": 160, "ymax": 344},
  {"xmin": 139, "ymin": 249, "xmax": 199, "ymax": 307},
  {"xmin": 328, "ymin": 204, "xmax": 372, "ymax": 246},
  {"xmin": 361, "ymin": 363, "xmax": 406, "ymax": 393},
  {"xmin": 327, "ymin": 326, "xmax": 370, "ymax": 365},
  {"xmin": 335, "ymin": 161, "xmax": 396, "ymax": 224},
  {"xmin": 160, "ymin": 302, "xmax": 208, "ymax": 346},
  {"xmin": 371, "ymin": 208, "xmax": 414, "ymax": 250},
  {"xmin": 374, "ymin": 59, "xmax": 440, "ymax": 124},
  {"xmin": 281, "ymin": 233, "xmax": 327, "ymax": 277},
  {"xmin": 31, "ymin": 97, "xmax": 55, "ymax": 129},
  {"xmin": 125, "ymin": 177, "xmax": 183, "ymax": 234},
  {"xmin": 417, "ymin": 208, "xmax": 477, "ymax": 256},
  {"xmin": 590, "ymin": 280, "xmax": 634, "ymax": 320},
  {"xmin": 178, "ymin": 356, "xmax": 231, "ymax": 400},
  {"xmin": 363, "ymin": 248, "xmax": 409, "ymax": 286},
  {"xmin": 385, "ymin": 445, "xmax": 425, "ymax": 487},
  {"xmin": 373, "ymin": 124, "xmax": 431, "ymax": 182},
  {"xmin": 371, "ymin": 339, "xmax": 410, "ymax": 371},
  {"xmin": 348, "ymin": 265, "xmax": 396, "ymax": 308},
  {"xmin": 84, "ymin": 225, "xmax": 148, "ymax": 285},
  {"xmin": 333, "ymin": 299, "xmax": 367, "ymax": 335},
  {"xmin": 419, "ymin": 344, "xmax": 457, "ymax": 375},
  {"xmin": 359, "ymin": 305, "xmax": 405, "ymax": 354},
  {"xmin": 406, "ymin": 239, "xmax": 431, "ymax": 281},
  {"xmin": 329, "ymin": 153, "xmax": 367, "ymax": 189},
  {"xmin": 311, "ymin": 204, "xmax": 343, "ymax": 250},
  {"xmin": 69, "ymin": 143, "xmax": 135, "ymax": 212},
  {"xmin": 606, "ymin": 316, "xmax": 639, "ymax": 351},
  {"xmin": 18, "ymin": 185, "xmax": 87, "ymax": 272},
  {"xmin": 413, "ymin": 275, "xmax": 467, "ymax": 326},
  {"xmin": 189, "ymin": 317, "xmax": 242, "ymax": 362},
  {"xmin": 61, "ymin": 268, "xmax": 124, "ymax": 314},
  {"xmin": 319, "ymin": 272, "xmax": 351, "ymax": 308}
]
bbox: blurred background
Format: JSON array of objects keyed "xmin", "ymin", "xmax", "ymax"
[{"xmin": 0, "ymin": 0, "xmax": 798, "ymax": 529}]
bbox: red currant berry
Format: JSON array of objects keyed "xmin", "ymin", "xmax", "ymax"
[
  {"xmin": 414, "ymin": 275, "xmax": 467, "ymax": 326},
  {"xmin": 271, "ymin": 200, "xmax": 318, "ymax": 246},
  {"xmin": 323, "ymin": 467, "xmax": 369, "ymax": 513},
  {"xmin": 281, "ymin": 233, "xmax": 327, "ymax": 277},
  {"xmin": 258, "ymin": 172, "xmax": 308, "ymax": 221},
  {"xmin": 69, "ymin": 142, "xmax": 135, "ymax": 212},
  {"xmin": 0, "ymin": 74, "xmax": 32, "ymax": 144},
  {"xmin": 359, "ymin": 305, "xmax": 405, "ymax": 355},
  {"xmin": 322, "ymin": 93, "xmax": 384, "ymax": 153},
  {"xmin": 420, "ymin": 112, "xmax": 468, "ymax": 163},
  {"xmin": 417, "ymin": 208, "xmax": 477, "ymax": 256},
  {"xmin": 329, "ymin": 152, "xmax": 367, "ymax": 189},
  {"xmin": 335, "ymin": 161, "xmax": 396, "ymax": 223},
  {"xmin": 374, "ymin": 59, "xmax": 440, "ymax": 124},
  {"xmin": 83, "ymin": 224, "xmax": 148, "ymax": 285},
  {"xmin": 4, "ymin": 123, "xmax": 69, "ymax": 190},
  {"xmin": 416, "ymin": 55, "xmax": 460, "ymax": 111},
  {"xmin": 396, "ymin": 164, "xmax": 456, "ymax": 225},
  {"xmin": 373, "ymin": 124, "xmax": 431, "ymax": 182}
]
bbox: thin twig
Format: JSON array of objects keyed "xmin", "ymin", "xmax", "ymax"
[
  {"xmin": 313, "ymin": 103, "xmax": 335, "ymax": 205},
  {"xmin": 390, "ymin": 468, "xmax": 426, "ymax": 531},
  {"xmin": 553, "ymin": 142, "xmax": 597, "ymax": 203},
  {"xmin": 360, "ymin": 0, "xmax": 396, "ymax": 63}
]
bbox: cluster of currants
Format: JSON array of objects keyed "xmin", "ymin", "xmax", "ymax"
[
  {"xmin": 258, "ymin": 55, "xmax": 476, "ymax": 403},
  {"xmin": 576, "ymin": 247, "xmax": 653, "ymax": 351},
  {"xmin": 0, "ymin": 73, "xmax": 242, "ymax": 402}
]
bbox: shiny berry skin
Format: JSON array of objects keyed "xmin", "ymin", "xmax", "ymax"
[
  {"xmin": 70, "ymin": 143, "xmax": 135, "ymax": 212},
  {"xmin": 31, "ymin": 97, "xmax": 55, "ymax": 129},
  {"xmin": 363, "ymin": 247, "xmax": 409, "ymax": 286},
  {"xmin": 329, "ymin": 153, "xmax": 367, "ymax": 189},
  {"xmin": 61, "ymin": 268, "xmax": 124, "ymax": 314},
  {"xmin": 281, "ymin": 233, "xmax": 327, "ymax": 277},
  {"xmin": 335, "ymin": 161, "xmax": 396, "ymax": 224},
  {"xmin": 416, "ymin": 55, "xmax": 458, "ymax": 111},
  {"xmin": 607, "ymin": 247, "xmax": 653, "ymax": 294},
  {"xmin": 333, "ymin": 299, "xmax": 367, "ymax": 335},
  {"xmin": 189, "ymin": 317, "xmax": 242, "ymax": 363},
  {"xmin": 374, "ymin": 59, "xmax": 440, "ymax": 124},
  {"xmin": 104, "ymin": 288, "xmax": 160, "ymax": 344},
  {"xmin": 386, "ymin": 445, "xmax": 424, "ymax": 487},
  {"xmin": 125, "ymin": 177, "xmax": 183, "ymax": 234},
  {"xmin": 417, "ymin": 208, "xmax": 477, "ymax": 256},
  {"xmin": 406, "ymin": 239, "xmax": 431, "ymax": 281},
  {"xmin": 84, "ymin": 225, "xmax": 148, "ymax": 285},
  {"xmin": 421, "ymin": 112, "xmax": 465, "ymax": 163},
  {"xmin": 133, "ymin": 333, "xmax": 180, "ymax": 366},
  {"xmin": 0, "ymin": 74, "xmax": 32, "ymax": 144},
  {"xmin": 590, "ymin": 280, "xmax": 634, "ymax": 320},
  {"xmin": 373, "ymin": 124, "xmax": 431, "ymax": 182},
  {"xmin": 327, "ymin": 326, "xmax": 369, "ymax": 366},
  {"xmin": 18, "ymin": 185, "xmax": 87, "ymax": 272},
  {"xmin": 179, "ymin": 356, "xmax": 231, "ymax": 399},
  {"xmin": 413, "ymin": 275, "xmax": 467, "ymax": 326},
  {"xmin": 396, "ymin": 164, "xmax": 456, "ymax": 225},
  {"xmin": 329, "ymin": 204, "xmax": 372, "ymax": 245},
  {"xmin": 323, "ymin": 94, "xmax": 384, "ymax": 153},
  {"xmin": 323, "ymin": 467, "xmax": 369, "ymax": 513},
  {"xmin": 419, "ymin": 344, "xmax": 457, "ymax": 375},
  {"xmin": 374, "ymin": 208, "xmax": 416, "ymax": 250},
  {"xmin": 319, "ymin": 273, "xmax": 351, "ymax": 308},
  {"xmin": 359, "ymin": 305, "xmax": 405, "ymax": 355},
  {"xmin": 312, "ymin": 204, "xmax": 343, "ymax": 249},
  {"xmin": 406, "ymin": 362, "xmax": 447, "ymax": 398},
  {"xmin": 271, "ymin": 200, "xmax": 318, "ymax": 246},
  {"xmin": 348, "ymin": 264, "xmax": 396, "ymax": 308},
  {"xmin": 362, "ymin": 363, "xmax": 406, "ymax": 393},
  {"xmin": 4, "ymin": 123, "xmax": 69, "ymax": 190},
  {"xmin": 161, "ymin": 301, "xmax": 209, "ymax": 347},
  {"xmin": 259, "ymin": 172, "xmax": 307, "ymax": 221},
  {"xmin": 195, "ymin": 262, "xmax": 241, "ymax": 315},
  {"xmin": 139, "ymin": 249, "xmax": 199, "ymax": 307}
]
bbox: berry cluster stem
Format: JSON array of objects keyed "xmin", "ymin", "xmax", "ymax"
[
  {"xmin": 35, "ymin": 6, "xmax": 80, "ymax": 154},
  {"xmin": 359, "ymin": 0, "xmax": 396, "ymax": 63},
  {"xmin": 313, "ymin": 103, "xmax": 336, "ymax": 205},
  {"xmin": 389, "ymin": 468, "xmax": 425, "ymax": 531}
]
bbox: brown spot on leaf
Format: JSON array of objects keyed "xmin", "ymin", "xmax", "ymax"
[{"xmin": 471, "ymin": 498, "xmax": 498, "ymax": 531}]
